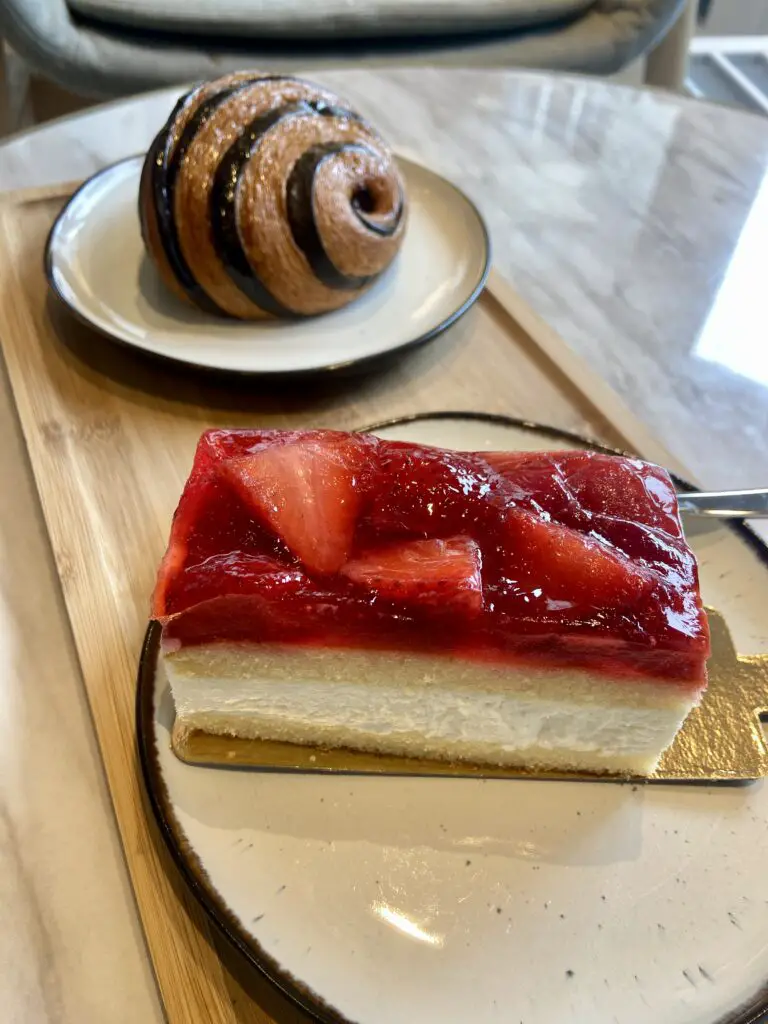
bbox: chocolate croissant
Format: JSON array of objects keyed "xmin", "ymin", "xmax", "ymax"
[{"xmin": 139, "ymin": 72, "xmax": 407, "ymax": 320}]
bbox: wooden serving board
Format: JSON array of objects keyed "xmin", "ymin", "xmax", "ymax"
[{"xmin": 0, "ymin": 182, "xmax": 687, "ymax": 1024}]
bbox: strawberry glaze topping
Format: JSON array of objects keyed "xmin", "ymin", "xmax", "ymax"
[{"xmin": 153, "ymin": 429, "xmax": 709, "ymax": 687}]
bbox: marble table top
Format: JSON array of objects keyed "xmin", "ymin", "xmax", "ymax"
[{"xmin": 1, "ymin": 68, "xmax": 767, "ymax": 1022}]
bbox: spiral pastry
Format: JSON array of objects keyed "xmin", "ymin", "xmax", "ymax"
[{"xmin": 139, "ymin": 72, "xmax": 407, "ymax": 320}]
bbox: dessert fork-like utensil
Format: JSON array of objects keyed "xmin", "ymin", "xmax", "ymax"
[{"xmin": 677, "ymin": 488, "xmax": 768, "ymax": 519}]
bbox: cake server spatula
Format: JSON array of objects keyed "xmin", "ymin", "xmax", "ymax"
[{"xmin": 677, "ymin": 488, "xmax": 768, "ymax": 519}]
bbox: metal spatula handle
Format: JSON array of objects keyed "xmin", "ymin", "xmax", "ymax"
[{"xmin": 676, "ymin": 488, "xmax": 768, "ymax": 519}]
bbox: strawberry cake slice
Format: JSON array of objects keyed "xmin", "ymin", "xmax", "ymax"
[{"xmin": 152, "ymin": 429, "xmax": 710, "ymax": 776}]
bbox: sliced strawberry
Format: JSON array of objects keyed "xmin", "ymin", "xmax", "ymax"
[
  {"xmin": 485, "ymin": 450, "xmax": 683, "ymax": 544},
  {"xmin": 222, "ymin": 432, "xmax": 372, "ymax": 574},
  {"xmin": 200, "ymin": 428, "xmax": 296, "ymax": 464},
  {"xmin": 365, "ymin": 442, "xmax": 507, "ymax": 538},
  {"xmin": 562, "ymin": 455, "xmax": 681, "ymax": 536},
  {"xmin": 159, "ymin": 552, "xmax": 308, "ymax": 618},
  {"xmin": 483, "ymin": 450, "xmax": 583, "ymax": 523},
  {"xmin": 501, "ymin": 509, "xmax": 654, "ymax": 607},
  {"xmin": 341, "ymin": 536, "xmax": 483, "ymax": 614}
]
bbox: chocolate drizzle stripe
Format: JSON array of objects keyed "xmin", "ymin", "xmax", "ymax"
[
  {"xmin": 286, "ymin": 142, "xmax": 379, "ymax": 291},
  {"xmin": 209, "ymin": 101, "xmax": 363, "ymax": 316},
  {"xmin": 149, "ymin": 75, "xmax": 301, "ymax": 316},
  {"xmin": 144, "ymin": 134, "xmax": 219, "ymax": 315}
]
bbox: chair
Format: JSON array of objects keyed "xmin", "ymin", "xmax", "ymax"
[{"xmin": 0, "ymin": 0, "xmax": 693, "ymax": 101}]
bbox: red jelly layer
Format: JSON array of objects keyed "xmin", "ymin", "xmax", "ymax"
[{"xmin": 153, "ymin": 429, "xmax": 710, "ymax": 687}]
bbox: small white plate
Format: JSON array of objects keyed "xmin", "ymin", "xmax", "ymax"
[
  {"xmin": 45, "ymin": 156, "xmax": 490, "ymax": 375},
  {"xmin": 138, "ymin": 414, "xmax": 768, "ymax": 1024}
]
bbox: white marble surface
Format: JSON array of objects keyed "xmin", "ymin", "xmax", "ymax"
[
  {"xmin": 1, "ymin": 68, "xmax": 767, "ymax": 1022},
  {"xmin": 0, "ymin": 350, "xmax": 162, "ymax": 1021}
]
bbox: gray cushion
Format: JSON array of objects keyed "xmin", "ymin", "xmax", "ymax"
[
  {"xmin": 0, "ymin": 0, "xmax": 685, "ymax": 99},
  {"xmin": 67, "ymin": 0, "xmax": 593, "ymax": 39}
]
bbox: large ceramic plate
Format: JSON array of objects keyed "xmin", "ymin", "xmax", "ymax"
[
  {"xmin": 138, "ymin": 413, "xmax": 768, "ymax": 1024},
  {"xmin": 45, "ymin": 156, "xmax": 489, "ymax": 376}
]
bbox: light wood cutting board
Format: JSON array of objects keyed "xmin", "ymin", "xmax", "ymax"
[{"xmin": 0, "ymin": 182, "xmax": 680, "ymax": 1024}]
